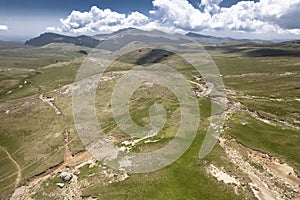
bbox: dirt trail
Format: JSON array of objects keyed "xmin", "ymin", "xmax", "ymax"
[
  {"xmin": 23, "ymin": 129, "xmax": 91, "ymax": 187},
  {"xmin": 0, "ymin": 146, "xmax": 22, "ymax": 189},
  {"xmin": 226, "ymin": 89, "xmax": 299, "ymax": 130},
  {"xmin": 10, "ymin": 151, "xmax": 92, "ymax": 200},
  {"xmin": 63, "ymin": 130, "xmax": 73, "ymax": 162},
  {"xmin": 246, "ymin": 108, "xmax": 300, "ymax": 130},
  {"xmin": 39, "ymin": 94, "xmax": 62, "ymax": 115},
  {"xmin": 218, "ymin": 138, "xmax": 300, "ymax": 200},
  {"xmin": 10, "ymin": 130, "xmax": 91, "ymax": 200},
  {"xmin": 215, "ymin": 90, "xmax": 300, "ymax": 199},
  {"xmin": 42, "ymin": 61, "xmax": 73, "ymax": 69}
]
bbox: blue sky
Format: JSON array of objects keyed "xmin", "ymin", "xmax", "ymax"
[
  {"xmin": 0, "ymin": 0, "xmax": 150, "ymax": 13},
  {"xmin": 0, "ymin": 0, "xmax": 259, "ymax": 13},
  {"xmin": 0, "ymin": 0, "xmax": 299, "ymax": 41}
]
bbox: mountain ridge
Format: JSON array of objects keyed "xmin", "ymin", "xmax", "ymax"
[
  {"xmin": 25, "ymin": 32, "xmax": 101, "ymax": 48},
  {"xmin": 23, "ymin": 29, "xmax": 300, "ymax": 48}
]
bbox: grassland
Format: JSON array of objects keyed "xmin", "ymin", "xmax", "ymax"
[
  {"xmin": 0, "ymin": 43, "xmax": 86, "ymax": 199},
  {"xmin": 0, "ymin": 40, "xmax": 299, "ymax": 199},
  {"xmin": 208, "ymin": 44, "xmax": 300, "ymax": 172}
]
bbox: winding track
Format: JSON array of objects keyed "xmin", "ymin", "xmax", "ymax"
[{"xmin": 0, "ymin": 146, "xmax": 22, "ymax": 188}]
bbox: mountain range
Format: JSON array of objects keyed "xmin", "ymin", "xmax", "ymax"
[
  {"xmin": 18, "ymin": 28, "xmax": 300, "ymax": 58},
  {"xmin": 24, "ymin": 28, "xmax": 272, "ymax": 48}
]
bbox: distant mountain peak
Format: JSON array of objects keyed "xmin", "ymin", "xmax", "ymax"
[{"xmin": 25, "ymin": 33, "xmax": 101, "ymax": 48}]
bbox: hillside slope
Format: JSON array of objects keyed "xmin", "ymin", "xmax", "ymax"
[{"xmin": 25, "ymin": 33, "xmax": 100, "ymax": 48}]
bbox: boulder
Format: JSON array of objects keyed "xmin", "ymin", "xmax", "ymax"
[{"xmin": 59, "ymin": 172, "xmax": 73, "ymax": 182}]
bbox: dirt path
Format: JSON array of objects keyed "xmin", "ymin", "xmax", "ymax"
[
  {"xmin": 0, "ymin": 146, "xmax": 22, "ymax": 189},
  {"xmin": 248, "ymin": 109, "xmax": 300, "ymax": 130},
  {"xmin": 63, "ymin": 130, "xmax": 73, "ymax": 162},
  {"xmin": 39, "ymin": 94, "xmax": 62, "ymax": 115},
  {"xmin": 213, "ymin": 93, "xmax": 300, "ymax": 199},
  {"xmin": 42, "ymin": 61, "xmax": 73, "ymax": 69},
  {"xmin": 21, "ymin": 129, "xmax": 91, "ymax": 188},
  {"xmin": 218, "ymin": 138, "xmax": 300, "ymax": 200},
  {"xmin": 226, "ymin": 89, "xmax": 299, "ymax": 130},
  {"xmin": 10, "ymin": 129, "xmax": 92, "ymax": 200}
]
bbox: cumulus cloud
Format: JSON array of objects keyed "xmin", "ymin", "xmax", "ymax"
[
  {"xmin": 0, "ymin": 25, "xmax": 8, "ymax": 31},
  {"xmin": 47, "ymin": 6, "xmax": 149, "ymax": 33},
  {"xmin": 150, "ymin": 0, "xmax": 211, "ymax": 30},
  {"xmin": 48, "ymin": 0, "xmax": 300, "ymax": 38},
  {"xmin": 200, "ymin": 0, "xmax": 224, "ymax": 13},
  {"xmin": 151, "ymin": 0, "xmax": 300, "ymax": 33},
  {"xmin": 217, "ymin": 0, "xmax": 300, "ymax": 32}
]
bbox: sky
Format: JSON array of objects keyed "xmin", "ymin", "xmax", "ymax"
[{"xmin": 0, "ymin": 0, "xmax": 300, "ymax": 42}]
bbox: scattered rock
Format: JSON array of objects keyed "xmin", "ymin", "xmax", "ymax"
[
  {"xmin": 293, "ymin": 189, "xmax": 298, "ymax": 193},
  {"xmin": 208, "ymin": 164, "xmax": 240, "ymax": 185},
  {"xmin": 89, "ymin": 163, "xmax": 96, "ymax": 169},
  {"xmin": 6, "ymin": 90, "xmax": 12, "ymax": 95},
  {"xmin": 39, "ymin": 94, "xmax": 62, "ymax": 115},
  {"xmin": 56, "ymin": 183, "xmax": 65, "ymax": 188},
  {"xmin": 59, "ymin": 172, "xmax": 73, "ymax": 182},
  {"xmin": 11, "ymin": 186, "xmax": 26, "ymax": 198}
]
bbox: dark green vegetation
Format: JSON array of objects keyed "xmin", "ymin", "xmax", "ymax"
[{"xmin": 0, "ymin": 36, "xmax": 299, "ymax": 199}]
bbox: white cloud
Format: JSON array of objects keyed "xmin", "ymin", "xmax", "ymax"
[
  {"xmin": 150, "ymin": 0, "xmax": 300, "ymax": 37},
  {"xmin": 48, "ymin": 0, "xmax": 300, "ymax": 39},
  {"xmin": 200, "ymin": 0, "xmax": 224, "ymax": 13},
  {"xmin": 47, "ymin": 6, "xmax": 149, "ymax": 34},
  {"xmin": 0, "ymin": 25, "xmax": 8, "ymax": 31},
  {"xmin": 151, "ymin": 0, "xmax": 211, "ymax": 30}
]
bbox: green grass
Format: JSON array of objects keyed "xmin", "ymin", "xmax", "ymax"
[
  {"xmin": 0, "ymin": 46, "xmax": 81, "ymax": 70},
  {"xmin": 209, "ymin": 50, "xmax": 300, "ymax": 173},
  {"xmin": 0, "ymin": 43, "xmax": 86, "ymax": 101},
  {"xmin": 0, "ymin": 96, "xmax": 65, "ymax": 196},
  {"xmin": 33, "ymin": 175, "xmax": 66, "ymax": 200},
  {"xmin": 78, "ymin": 64, "xmax": 251, "ymax": 199},
  {"xmin": 0, "ymin": 59, "xmax": 82, "ymax": 101},
  {"xmin": 223, "ymin": 74, "xmax": 299, "ymax": 98},
  {"xmin": 82, "ymin": 130, "xmax": 252, "ymax": 200},
  {"xmin": 240, "ymin": 99, "xmax": 300, "ymax": 126},
  {"xmin": 227, "ymin": 111, "xmax": 300, "ymax": 171},
  {"xmin": 0, "ymin": 43, "xmax": 299, "ymax": 199},
  {"xmin": 0, "ymin": 151, "xmax": 18, "ymax": 199}
]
